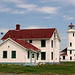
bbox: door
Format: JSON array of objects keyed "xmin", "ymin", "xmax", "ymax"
[{"xmin": 32, "ymin": 53, "xmax": 35, "ymax": 63}]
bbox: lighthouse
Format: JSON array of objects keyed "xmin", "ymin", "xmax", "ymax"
[
  {"xmin": 60, "ymin": 23, "xmax": 75, "ymax": 61},
  {"xmin": 67, "ymin": 23, "xmax": 75, "ymax": 61}
]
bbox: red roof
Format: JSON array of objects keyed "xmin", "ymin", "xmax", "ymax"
[
  {"xmin": 60, "ymin": 48, "xmax": 67, "ymax": 56},
  {"xmin": 11, "ymin": 38, "xmax": 40, "ymax": 52},
  {"xmin": 61, "ymin": 53, "xmax": 67, "ymax": 56},
  {"xmin": 69, "ymin": 23, "xmax": 74, "ymax": 27},
  {"xmin": 1, "ymin": 28, "xmax": 56, "ymax": 40},
  {"xmin": 61, "ymin": 48, "xmax": 67, "ymax": 52}
]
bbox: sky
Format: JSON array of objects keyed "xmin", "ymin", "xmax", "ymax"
[{"xmin": 0, "ymin": 0, "xmax": 75, "ymax": 51}]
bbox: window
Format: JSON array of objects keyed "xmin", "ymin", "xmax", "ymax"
[
  {"xmin": 51, "ymin": 40, "xmax": 53, "ymax": 48},
  {"xmin": 41, "ymin": 40, "xmax": 46, "ymax": 47},
  {"xmin": 28, "ymin": 51, "xmax": 30, "ymax": 58},
  {"xmin": 73, "ymin": 33, "xmax": 74, "ymax": 37},
  {"xmin": 70, "ymin": 57, "xmax": 72, "ymax": 60},
  {"xmin": 32, "ymin": 54, "xmax": 34, "ymax": 58},
  {"xmin": 3, "ymin": 51, "xmax": 7, "ymax": 58},
  {"xmin": 29, "ymin": 40, "xmax": 32, "ymax": 43},
  {"xmin": 20, "ymin": 36, "xmax": 22, "ymax": 38},
  {"xmin": 12, "ymin": 51, "xmax": 16, "ymax": 58},
  {"xmin": 41, "ymin": 52, "xmax": 46, "ymax": 60},
  {"xmin": 51, "ymin": 52, "xmax": 53, "ymax": 60},
  {"xmin": 54, "ymin": 32, "xmax": 56, "ymax": 38},
  {"xmin": 70, "ymin": 50, "xmax": 72, "ymax": 54},
  {"xmin": 70, "ymin": 42, "xmax": 72, "ymax": 46},
  {"xmin": 37, "ymin": 53, "xmax": 39, "ymax": 60},
  {"xmin": 63, "ymin": 56, "xmax": 65, "ymax": 60}
]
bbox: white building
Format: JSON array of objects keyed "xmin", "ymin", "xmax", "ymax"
[
  {"xmin": 0, "ymin": 24, "xmax": 60, "ymax": 65},
  {"xmin": 60, "ymin": 23, "xmax": 75, "ymax": 62}
]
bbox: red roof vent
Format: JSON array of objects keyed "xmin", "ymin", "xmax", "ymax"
[
  {"xmin": 16, "ymin": 24, "xmax": 20, "ymax": 30},
  {"xmin": 69, "ymin": 23, "xmax": 74, "ymax": 27}
]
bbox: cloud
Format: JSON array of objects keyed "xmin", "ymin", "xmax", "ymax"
[
  {"xmin": 25, "ymin": 26, "xmax": 42, "ymax": 29},
  {"xmin": 17, "ymin": 4, "xmax": 37, "ymax": 9},
  {"xmin": 43, "ymin": 15, "xmax": 52, "ymax": 19},
  {"xmin": 40, "ymin": 0, "xmax": 61, "ymax": 3},
  {"xmin": 0, "ymin": 28, "xmax": 8, "ymax": 33},
  {"xmin": 35, "ymin": 7, "xmax": 60, "ymax": 15},
  {"xmin": 0, "ymin": 4, "xmax": 11, "ymax": 12},
  {"xmin": 2, "ymin": 0, "xmax": 23, "ymax": 4},
  {"xmin": 25, "ymin": 25, "xmax": 48, "ymax": 29},
  {"xmin": 16, "ymin": 4, "xmax": 37, "ymax": 13},
  {"xmin": 16, "ymin": 3, "xmax": 60, "ymax": 15},
  {"xmin": 63, "ymin": 15, "xmax": 74, "ymax": 20},
  {"xmin": 0, "ymin": 8, "xmax": 11, "ymax": 12},
  {"xmin": 0, "ymin": 0, "xmax": 60, "ymax": 15},
  {"xmin": 40, "ymin": 0, "xmax": 75, "ymax": 5},
  {"xmin": 65, "ymin": 0, "xmax": 75, "ymax": 5},
  {"xmin": 12, "ymin": 10, "xmax": 25, "ymax": 14}
]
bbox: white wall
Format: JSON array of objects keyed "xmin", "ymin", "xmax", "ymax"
[
  {"xmin": 68, "ymin": 32, "xmax": 75, "ymax": 49},
  {"xmin": 29, "ymin": 39, "xmax": 51, "ymax": 63},
  {"xmin": 50, "ymin": 31, "xmax": 60, "ymax": 63},
  {"xmin": 0, "ymin": 39, "xmax": 28, "ymax": 63},
  {"xmin": 67, "ymin": 29, "xmax": 75, "ymax": 61},
  {"xmin": 60, "ymin": 55, "xmax": 67, "ymax": 62},
  {"xmin": 26, "ymin": 30, "xmax": 60, "ymax": 63}
]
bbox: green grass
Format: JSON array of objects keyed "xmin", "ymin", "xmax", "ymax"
[{"xmin": 0, "ymin": 62, "xmax": 75, "ymax": 74}]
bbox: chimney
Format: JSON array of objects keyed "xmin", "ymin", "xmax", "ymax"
[{"xmin": 16, "ymin": 24, "xmax": 20, "ymax": 30}]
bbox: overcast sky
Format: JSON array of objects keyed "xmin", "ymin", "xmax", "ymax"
[{"xmin": 0, "ymin": 0, "xmax": 75, "ymax": 51}]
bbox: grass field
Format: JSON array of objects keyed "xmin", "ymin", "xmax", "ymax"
[{"xmin": 0, "ymin": 62, "xmax": 75, "ymax": 74}]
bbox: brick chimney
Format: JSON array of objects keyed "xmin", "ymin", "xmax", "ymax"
[{"xmin": 16, "ymin": 24, "xmax": 20, "ymax": 30}]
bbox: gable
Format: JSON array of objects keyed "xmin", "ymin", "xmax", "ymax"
[
  {"xmin": 60, "ymin": 48, "xmax": 67, "ymax": 56},
  {"xmin": 0, "ymin": 39, "xmax": 26, "ymax": 51},
  {"xmin": 50, "ymin": 29, "xmax": 61, "ymax": 42},
  {"xmin": 0, "ymin": 38, "xmax": 40, "ymax": 52},
  {"xmin": 54, "ymin": 29, "xmax": 61, "ymax": 42}
]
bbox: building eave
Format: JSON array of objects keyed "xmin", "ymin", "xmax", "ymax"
[{"xmin": 0, "ymin": 38, "xmax": 40, "ymax": 52}]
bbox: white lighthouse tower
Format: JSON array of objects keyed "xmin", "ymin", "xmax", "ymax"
[
  {"xmin": 60, "ymin": 23, "xmax": 75, "ymax": 61},
  {"xmin": 67, "ymin": 23, "xmax": 75, "ymax": 61}
]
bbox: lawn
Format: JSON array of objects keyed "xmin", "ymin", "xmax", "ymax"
[{"xmin": 0, "ymin": 62, "xmax": 75, "ymax": 74}]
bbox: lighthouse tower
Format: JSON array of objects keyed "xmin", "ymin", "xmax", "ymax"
[
  {"xmin": 60, "ymin": 23, "xmax": 75, "ymax": 61},
  {"xmin": 67, "ymin": 23, "xmax": 75, "ymax": 61}
]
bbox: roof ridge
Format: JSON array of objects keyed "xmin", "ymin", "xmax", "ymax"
[{"xmin": 9, "ymin": 28, "xmax": 56, "ymax": 31}]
